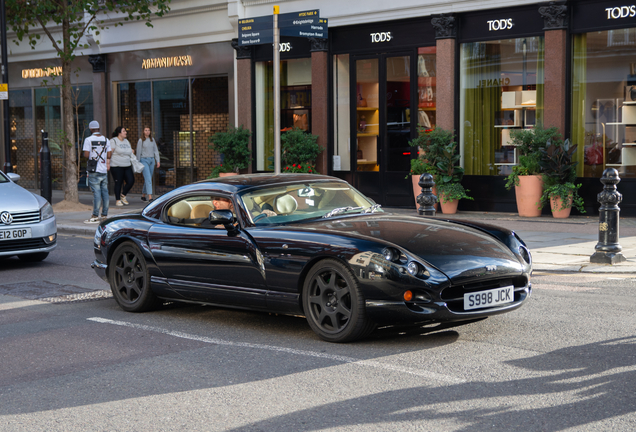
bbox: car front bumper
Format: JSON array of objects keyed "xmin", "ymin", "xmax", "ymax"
[
  {"xmin": 0, "ymin": 217, "xmax": 58, "ymax": 257},
  {"xmin": 91, "ymin": 260, "xmax": 108, "ymax": 283},
  {"xmin": 365, "ymin": 285, "xmax": 531, "ymax": 325}
]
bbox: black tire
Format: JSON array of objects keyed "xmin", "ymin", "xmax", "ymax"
[
  {"xmin": 18, "ymin": 252, "xmax": 49, "ymax": 262},
  {"xmin": 108, "ymin": 242, "xmax": 160, "ymax": 312},
  {"xmin": 302, "ymin": 259, "xmax": 375, "ymax": 343}
]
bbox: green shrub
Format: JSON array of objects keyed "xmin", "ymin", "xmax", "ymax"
[
  {"xmin": 281, "ymin": 128, "xmax": 322, "ymax": 171},
  {"xmin": 208, "ymin": 125, "xmax": 252, "ymax": 178}
]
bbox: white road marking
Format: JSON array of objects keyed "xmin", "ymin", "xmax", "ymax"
[{"xmin": 87, "ymin": 316, "xmax": 465, "ymax": 384}]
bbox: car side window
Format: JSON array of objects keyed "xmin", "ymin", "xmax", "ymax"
[{"xmin": 166, "ymin": 196, "xmax": 215, "ymax": 227}]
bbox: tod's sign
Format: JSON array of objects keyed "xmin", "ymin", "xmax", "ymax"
[
  {"xmin": 606, "ymin": 5, "xmax": 636, "ymax": 19},
  {"xmin": 487, "ymin": 18, "xmax": 514, "ymax": 31}
]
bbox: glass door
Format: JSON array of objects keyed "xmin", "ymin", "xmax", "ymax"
[{"xmin": 352, "ymin": 54, "xmax": 415, "ymax": 206}]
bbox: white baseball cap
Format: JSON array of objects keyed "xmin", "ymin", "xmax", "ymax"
[{"xmin": 89, "ymin": 120, "xmax": 99, "ymax": 129}]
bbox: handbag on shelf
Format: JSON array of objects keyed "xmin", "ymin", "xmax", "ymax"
[{"xmin": 130, "ymin": 155, "xmax": 144, "ymax": 174}]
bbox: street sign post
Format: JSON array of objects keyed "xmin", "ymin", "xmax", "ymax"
[{"xmin": 237, "ymin": 8, "xmax": 327, "ymax": 174}]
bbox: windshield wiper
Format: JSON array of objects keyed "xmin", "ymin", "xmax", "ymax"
[
  {"xmin": 363, "ymin": 204, "xmax": 382, "ymax": 213},
  {"xmin": 322, "ymin": 206, "xmax": 362, "ymax": 218}
]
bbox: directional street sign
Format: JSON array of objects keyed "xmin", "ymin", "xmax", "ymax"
[
  {"xmin": 280, "ymin": 18, "xmax": 328, "ymax": 38},
  {"xmin": 238, "ymin": 10, "xmax": 327, "ymax": 46}
]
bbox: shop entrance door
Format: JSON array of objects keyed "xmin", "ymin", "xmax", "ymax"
[{"xmin": 352, "ymin": 54, "xmax": 415, "ymax": 207}]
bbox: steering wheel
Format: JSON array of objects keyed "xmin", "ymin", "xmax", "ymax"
[{"xmin": 253, "ymin": 213, "xmax": 268, "ymax": 222}]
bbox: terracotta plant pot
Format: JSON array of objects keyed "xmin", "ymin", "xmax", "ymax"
[
  {"xmin": 439, "ymin": 194, "xmax": 459, "ymax": 214},
  {"xmin": 550, "ymin": 195, "xmax": 572, "ymax": 218},
  {"xmin": 219, "ymin": 172, "xmax": 239, "ymax": 177},
  {"xmin": 411, "ymin": 175, "xmax": 438, "ymax": 210},
  {"xmin": 514, "ymin": 175, "xmax": 543, "ymax": 217}
]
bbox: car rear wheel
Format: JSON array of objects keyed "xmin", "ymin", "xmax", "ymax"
[
  {"xmin": 109, "ymin": 242, "xmax": 160, "ymax": 312},
  {"xmin": 302, "ymin": 259, "xmax": 375, "ymax": 343},
  {"xmin": 18, "ymin": 252, "xmax": 49, "ymax": 262}
]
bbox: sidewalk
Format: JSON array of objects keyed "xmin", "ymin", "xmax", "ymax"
[{"xmin": 42, "ymin": 189, "xmax": 636, "ymax": 274}]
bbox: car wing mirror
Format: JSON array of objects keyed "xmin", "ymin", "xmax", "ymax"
[
  {"xmin": 7, "ymin": 172, "xmax": 21, "ymax": 183},
  {"xmin": 209, "ymin": 209, "xmax": 237, "ymax": 231}
]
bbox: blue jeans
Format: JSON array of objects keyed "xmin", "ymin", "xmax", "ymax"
[
  {"xmin": 88, "ymin": 172, "xmax": 109, "ymax": 217},
  {"xmin": 140, "ymin": 157, "xmax": 155, "ymax": 195}
]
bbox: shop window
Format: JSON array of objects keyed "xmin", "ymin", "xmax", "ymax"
[
  {"xmin": 72, "ymin": 85, "xmax": 93, "ymax": 190},
  {"xmin": 460, "ymin": 37, "xmax": 544, "ymax": 176},
  {"xmin": 9, "ymin": 89, "xmax": 35, "ymax": 188},
  {"xmin": 572, "ymin": 29, "xmax": 636, "ymax": 178},
  {"xmin": 333, "ymin": 54, "xmax": 350, "ymax": 171},
  {"xmin": 255, "ymin": 58, "xmax": 311, "ymax": 171},
  {"xmin": 417, "ymin": 47, "xmax": 436, "ymax": 130}
]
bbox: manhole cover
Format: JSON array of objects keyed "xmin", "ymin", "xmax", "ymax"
[{"xmin": 0, "ymin": 281, "xmax": 112, "ymax": 303}]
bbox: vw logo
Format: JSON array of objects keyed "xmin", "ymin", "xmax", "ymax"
[{"xmin": 0, "ymin": 211, "xmax": 13, "ymax": 225}]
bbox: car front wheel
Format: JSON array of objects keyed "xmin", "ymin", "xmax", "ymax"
[
  {"xmin": 109, "ymin": 242, "xmax": 160, "ymax": 312},
  {"xmin": 302, "ymin": 259, "xmax": 375, "ymax": 343}
]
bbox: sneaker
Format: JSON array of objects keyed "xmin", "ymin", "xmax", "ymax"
[
  {"xmin": 120, "ymin": 195, "xmax": 129, "ymax": 205},
  {"xmin": 84, "ymin": 216, "xmax": 100, "ymax": 224},
  {"xmin": 116, "ymin": 200, "xmax": 124, "ymax": 207},
  {"xmin": 141, "ymin": 196, "xmax": 147, "ymax": 201},
  {"xmin": 100, "ymin": 215, "xmax": 108, "ymax": 221}
]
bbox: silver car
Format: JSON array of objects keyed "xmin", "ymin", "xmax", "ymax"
[{"xmin": 0, "ymin": 170, "xmax": 57, "ymax": 261}]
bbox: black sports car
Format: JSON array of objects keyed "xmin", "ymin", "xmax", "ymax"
[{"xmin": 91, "ymin": 174, "xmax": 532, "ymax": 342}]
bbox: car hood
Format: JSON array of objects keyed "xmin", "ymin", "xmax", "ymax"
[
  {"xmin": 295, "ymin": 213, "xmax": 524, "ymax": 281},
  {"xmin": 0, "ymin": 181, "xmax": 42, "ymax": 212}
]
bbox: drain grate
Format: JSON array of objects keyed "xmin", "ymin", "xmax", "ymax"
[{"xmin": 0, "ymin": 280, "xmax": 112, "ymax": 304}]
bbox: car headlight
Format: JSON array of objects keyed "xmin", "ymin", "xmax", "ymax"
[
  {"xmin": 40, "ymin": 202, "xmax": 54, "ymax": 221},
  {"xmin": 407, "ymin": 261, "xmax": 430, "ymax": 278}
]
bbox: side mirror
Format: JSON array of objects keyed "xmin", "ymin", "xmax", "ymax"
[
  {"xmin": 209, "ymin": 209, "xmax": 235, "ymax": 230},
  {"xmin": 7, "ymin": 172, "xmax": 21, "ymax": 183}
]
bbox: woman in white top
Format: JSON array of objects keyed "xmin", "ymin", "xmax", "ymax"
[
  {"xmin": 136, "ymin": 126, "xmax": 160, "ymax": 201},
  {"xmin": 110, "ymin": 126, "xmax": 135, "ymax": 206}
]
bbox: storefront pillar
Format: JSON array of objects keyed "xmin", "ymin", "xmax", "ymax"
[
  {"xmin": 232, "ymin": 39, "xmax": 253, "ymax": 173},
  {"xmin": 540, "ymin": 1, "xmax": 568, "ymax": 135},
  {"xmin": 310, "ymin": 38, "xmax": 328, "ymax": 175},
  {"xmin": 88, "ymin": 54, "xmax": 107, "ymax": 134},
  {"xmin": 432, "ymin": 14, "xmax": 457, "ymax": 131}
]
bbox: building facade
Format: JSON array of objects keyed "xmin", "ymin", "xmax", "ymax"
[{"xmin": 3, "ymin": 0, "xmax": 636, "ymax": 214}]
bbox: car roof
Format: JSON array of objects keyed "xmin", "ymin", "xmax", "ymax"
[{"xmin": 142, "ymin": 173, "xmax": 347, "ymax": 218}]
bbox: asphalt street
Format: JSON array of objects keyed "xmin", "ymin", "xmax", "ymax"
[{"xmin": 1, "ymin": 234, "xmax": 636, "ymax": 431}]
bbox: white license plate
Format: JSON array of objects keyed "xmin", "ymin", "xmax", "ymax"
[
  {"xmin": 464, "ymin": 286, "xmax": 514, "ymax": 310},
  {"xmin": 0, "ymin": 227, "xmax": 32, "ymax": 241}
]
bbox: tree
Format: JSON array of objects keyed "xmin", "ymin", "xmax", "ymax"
[{"xmin": 7, "ymin": 0, "xmax": 171, "ymax": 203}]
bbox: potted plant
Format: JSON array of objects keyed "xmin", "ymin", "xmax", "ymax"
[
  {"xmin": 406, "ymin": 126, "xmax": 443, "ymax": 209},
  {"xmin": 208, "ymin": 125, "xmax": 252, "ymax": 178},
  {"xmin": 504, "ymin": 126, "xmax": 562, "ymax": 217},
  {"xmin": 281, "ymin": 127, "xmax": 322, "ymax": 173},
  {"xmin": 538, "ymin": 138, "xmax": 585, "ymax": 218},
  {"xmin": 407, "ymin": 127, "xmax": 471, "ymax": 213}
]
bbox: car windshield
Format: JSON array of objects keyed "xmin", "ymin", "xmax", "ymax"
[
  {"xmin": 0, "ymin": 172, "xmax": 8, "ymax": 183},
  {"xmin": 239, "ymin": 181, "xmax": 382, "ymax": 225}
]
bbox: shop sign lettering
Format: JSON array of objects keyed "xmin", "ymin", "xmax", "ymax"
[
  {"xmin": 605, "ymin": 6, "xmax": 636, "ymax": 19},
  {"xmin": 279, "ymin": 42, "xmax": 292, "ymax": 52},
  {"xmin": 487, "ymin": 19, "xmax": 513, "ymax": 31},
  {"xmin": 142, "ymin": 55, "xmax": 193, "ymax": 70},
  {"xmin": 21, "ymin": 66, "xmax": 63, "ymax": 79},
  {"xmin": 477, "ymin": 77, "xmax": 511, "ymax": 88},
  {"xmin": 370, "ymin": 32, "xmax": 392, "ymax": 43}
]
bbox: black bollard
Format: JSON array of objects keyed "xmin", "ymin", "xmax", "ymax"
[
  {"xmin": 417, "ymin": 173, "xmax": 438, "ymax": 216},
  {"xmin": 590, "ymin": 168, "xmax": 626, "ymax": 264},
  {"xmin": 40, "ymin": 130, "xmax": 52, "ymax": 204}
]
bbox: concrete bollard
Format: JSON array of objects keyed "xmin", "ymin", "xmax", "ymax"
[
  {"xmin": 590, "ymin": 168, "xmax": 626, "ymax": 264},
  {"xmin": 417, "ymin": 173, "xmax": 438, "ymax": 216}
]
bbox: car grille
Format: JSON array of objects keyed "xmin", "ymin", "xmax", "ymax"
[
  {"xmin": 441, "ymin": 276, "xmax": 528, "ymax": 312},
  {"xmin": 0, "ymin": 238, "xmax": 49, "ymax": 253},
  {"xmin": 5, "ymin": 210, "xmax": 40, "ymax": 224}
]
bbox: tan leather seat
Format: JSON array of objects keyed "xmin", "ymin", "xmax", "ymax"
[
  {"xmin": 191, "ymin": 204, "xmax": 214, "ymax": 219},
  {"xmin": 275, "ymin": 195, "xmax": 298, "ymax": 215},
  {"xmin": 167, "ymin": 201, "xmax": 192, "ymax": 219}
]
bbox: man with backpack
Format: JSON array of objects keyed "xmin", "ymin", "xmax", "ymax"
[{"xmin": 82, "ymin": 120, "xmax": 112, "ymax": 224}]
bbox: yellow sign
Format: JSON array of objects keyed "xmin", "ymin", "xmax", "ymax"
[
  {"xmin": 0, "ymin": 83, "xmax": 7, "ymax": 100},
  {"xmin": 142, "ymin": 55, "xmax": 193, "ymax": 70},
  {"xmin": 21, "ymin": 67, "xmax": 63, "ymax": 79}
]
